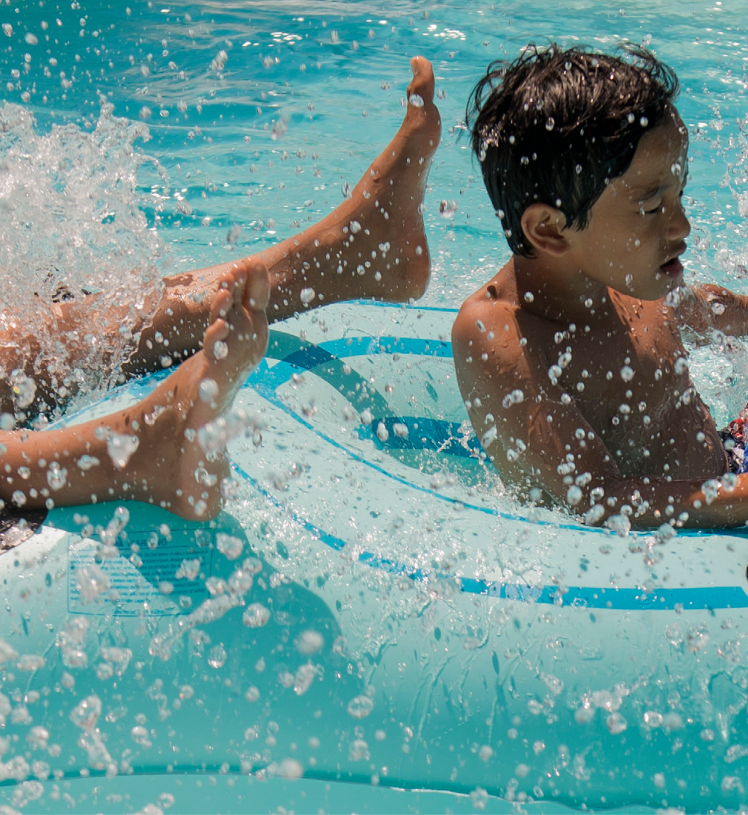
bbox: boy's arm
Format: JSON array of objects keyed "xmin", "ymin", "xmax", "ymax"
[
  {"xmin": 452, "ymin": 299, "xmax": 748, "ymax": 529},
  {"xmin": 677, "ymin": 284, "xmax": 748, "ymax": 336}
]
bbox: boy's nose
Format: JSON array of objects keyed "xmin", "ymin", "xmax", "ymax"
[{"xmin": 669, "ymin": 201, "xmax": 691, "ymax": 241}]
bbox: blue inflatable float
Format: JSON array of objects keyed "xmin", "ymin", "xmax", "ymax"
[{"xmin": 1, "ymin": 302, "xmax": 747, "ymax": 814}]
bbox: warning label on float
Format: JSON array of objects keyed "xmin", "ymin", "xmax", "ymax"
[{"xmin": 67, "ymin": 527, "xmax": 215, "ymax": 617}]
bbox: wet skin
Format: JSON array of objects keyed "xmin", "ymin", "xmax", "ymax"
[{"xmin": 454, "ymin": 109, "xmax": 748, "ymax": 528}]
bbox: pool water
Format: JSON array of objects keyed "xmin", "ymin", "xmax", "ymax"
[
  {"xmin": 3, "ymin": 0, "xmax": 748, "ymax": 418},
  {"xmin": 2, "ymin": 0, "xmax": 748, "ymax": 812}
]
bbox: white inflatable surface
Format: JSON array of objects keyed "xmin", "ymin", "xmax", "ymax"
[{"xmin": 0, "ymin": 302, "xmax": 747, "ymax": 813}]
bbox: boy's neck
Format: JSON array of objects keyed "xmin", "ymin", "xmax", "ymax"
[{"xmin": 511, "ymin": 253, "xmax": 616, "ymax": 324}]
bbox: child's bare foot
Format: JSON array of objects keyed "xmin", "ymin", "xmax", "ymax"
[
  {"xmin": 264, "ymin": 55, "xmax": 442, "ymax": 311},
  {"xmin": 139, "ymin": 258, "xmax": 269, "ymax": 519}
]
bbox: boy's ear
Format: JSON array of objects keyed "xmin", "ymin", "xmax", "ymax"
[{"xmin": 520, "ymin": 203, "xmax": 569, "ymax": 257}]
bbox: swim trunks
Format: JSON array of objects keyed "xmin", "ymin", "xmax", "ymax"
[
  {"xmin": 720, "ymin": 414, "xmax": 748, "ymax": 474},
  {"xmin": 0, "ymin": 506, "xmax": 47, "ymax": 552}
]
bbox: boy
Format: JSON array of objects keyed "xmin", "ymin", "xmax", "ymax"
[
  {"xmin": 0, "ymin": 57, "xmax": 441, "ymax": 521},
  {"xmin": 453, "ymin": 45, "xmax": 748, "ymax": 529}
]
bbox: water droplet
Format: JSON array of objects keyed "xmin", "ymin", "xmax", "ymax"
[
  {"xmin": 106, "ymin": 433, "xmax": 139, "ymax": 470},
  {"xmin": 347, "ymin": 695, "xmax": 374, "ymax": 719},
  {"xmin": 243, "ymin": 603, "xmax": 270, "ymax": 628},
  {"xmin": 212, "ymin": 340, "xmax": 228, "ymax": 360},
  {"xmin": 10, "ymin": 370, "xmax": 36, "ymax": 408},
  {"xmin": 408, "ymin": 93, "xmax": 424, "ymax": 108},
  {"xmin": 16, "ymin": 654, "xmax": 44, "ymax": 672},
  {"xmin": 199, "ymin": 378, "xmax": 218, "ymax": 403},
  {"xmin": 606, "ymin": 711, "xmax": 627, "ymax": 734},
  {"xmin": 296, "ymin": 630, "xmax": 324, "ymax": 655},
  {"xmin": 46, "ymin": 462, "xmax": 67, "ymax": 491},
  {"xmin": 216, "ymin": 533, "xmax": 243, "ymax": 560},
  {"xmin": 208, "ymin": 644, "xmax": 227, "ymax": 668},
  {"xmin": 300, "ymin": 287, "xmax": 315, "ymax": 306},
  {"xmin": 70, "ymin": 695, "xmax": 102, "ymax": 731}
]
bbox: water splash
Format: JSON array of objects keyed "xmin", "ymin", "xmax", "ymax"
[{"xmin": 0, "ymin": 100, "xmax": 163, "ymax": 413}]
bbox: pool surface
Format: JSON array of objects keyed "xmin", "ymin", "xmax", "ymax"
[{"xmin": 2, "ymin": 0, "xmax": 748, "ymax": 812}]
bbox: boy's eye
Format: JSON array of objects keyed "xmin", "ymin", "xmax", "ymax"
[{"xmin": 640, "ymin": 202, "xmax": 661, "ymax": 215}]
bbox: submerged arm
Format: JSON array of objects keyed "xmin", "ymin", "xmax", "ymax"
[{"xmin": 677, "ymin": 283, "xmax": 748, "ymax": 337}]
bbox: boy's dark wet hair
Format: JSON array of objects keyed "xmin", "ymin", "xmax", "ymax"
[{"xmin": 467, "ymin": 44, "xmax": 679, "ymax": 257}]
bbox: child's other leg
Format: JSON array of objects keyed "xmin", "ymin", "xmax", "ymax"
[
  {"xmin": 123, "ymin": 56, "xmax": 441, "ymax": 374},
  {"xmin": 0, "ymin": 259, "xmax": 269, "ymax": 521},
  {"xmin": 0, "ymin": 56, "xmax": 440, "ymax": 411}
]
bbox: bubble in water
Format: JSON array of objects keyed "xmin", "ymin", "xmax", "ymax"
[
  {"xmin": 10, "ymin": 370, "xmax": 36, "ymax": 409},
  {"xmin": 376, "ymin": 422, "xmax": 389, "ymax": 443},
  {"xmin": 545, "ymin": 116, "xmax": 555, "ymax": 131},
  {"xmin": 193, "ymin": 379, "xmax": 219, "ymax": 408},
  {"xmin": 479, "ymin": 745, "xmax": 494, "ymax": 762},
  {"xmin": 300, "ymin": 287, "xmax": 315, "ymax": 306},
  {"xmin": 408, "ymin": 93, "xmax": 424, "ymax": 108},
  {"xmin": 243, "ymin": 603, "xmax": 271, "ymax": 628},
  {"xmin": 347, "ymin": 695, "xmax": 374, "ymax": 719},
  {"xmin": 208, "ymin": 644, "xmax": 227, "ymax": 668},
  {"xmin": 244, "ymin": 686, "xmax": 260, "ymax": 702},
  {"xmin": 349, "ymin": 220, "xmax": 362, "ymax": 234},
  {"xmin": 216, "ymin": 532, "xmax": 243, "ymax": 560},
  {"xmin": 107, "ymin": 433, "xmax": 139, "ymax": 469},
  {"xmin": 212, "ymin": 340, "xmax": 228, "ymax": 360}
]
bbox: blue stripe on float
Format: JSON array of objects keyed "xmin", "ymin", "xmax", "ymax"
[{"xmin": 232, "ymin": 460, "xmax": 748, "ymax": 611}]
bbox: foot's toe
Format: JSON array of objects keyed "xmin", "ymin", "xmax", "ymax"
[
  {"xmin": 408, "ymin": 56, "xmax": 435, "ymax": 105},
  {"xmin": 244, "ymin": 259, "xmax": 270, "ymax": 311},
  {"xmin": 210, "ymin": 287, "xmax": 233, "ymax": 324}
]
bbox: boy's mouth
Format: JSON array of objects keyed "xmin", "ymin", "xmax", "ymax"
[
  {"xmin": 659, "ymin": 257, "xmax": 683, "ymax": 277},
  {"xmin": 659, "ymin": 245, "xmax": 687, "ymax": 277}
]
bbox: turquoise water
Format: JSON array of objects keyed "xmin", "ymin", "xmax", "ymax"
[
  {"xmin": 2, "ymin": 1, "xmax": 748, "ymax": 813},
  {"xmin": 4, "ymin": 0, "xmax": 748, "ymax": 417}
]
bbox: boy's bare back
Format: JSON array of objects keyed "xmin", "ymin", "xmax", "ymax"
[{"xmin": 455, "ymin": 45, "xmax": 748, "ymax": 529}]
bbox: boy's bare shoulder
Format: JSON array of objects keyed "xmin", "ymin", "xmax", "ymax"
[{"xmin": 452, "ymin": 269, "xmax": 548, "ymax": 377}]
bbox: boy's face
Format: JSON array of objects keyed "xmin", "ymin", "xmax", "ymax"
[{"xmin": 565, "ymin": 108, "xmax": 690, "ymax": 301}]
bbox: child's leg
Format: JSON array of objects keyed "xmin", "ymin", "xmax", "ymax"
[
  {"xmin": 0, "ymin": 258, "xmax": 269, "ymax": 521},
  {"xmin": 136, "ymin": 55, "xmax": 441, "ymax": 359},
  {"xmin": 0, "ymin": 56, "xmax": 440, "ymax": 413}
]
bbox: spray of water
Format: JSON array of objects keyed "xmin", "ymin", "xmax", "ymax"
[{"xmin": 0, "ymin": 99, "xmax": 164, "ymax": 412}]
